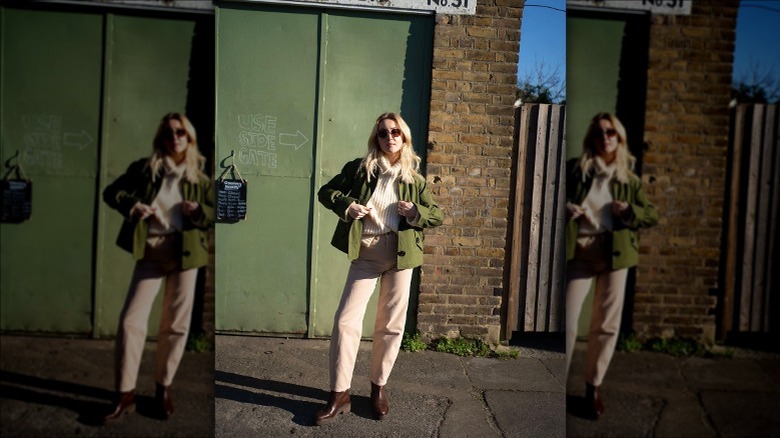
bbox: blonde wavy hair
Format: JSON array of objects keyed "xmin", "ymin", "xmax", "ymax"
[
  {"xmin": 361, "ymin": 112, "xmax": 421, "ymax": 184},
  {"xmin": 147, "ymin": 112, "xmax": 206, "ymax": 183},
  {"xmin": 577, "ymin": 112, "xmax": 636, "ymax": 184}
]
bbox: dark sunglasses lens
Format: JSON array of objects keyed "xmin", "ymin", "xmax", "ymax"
[
  {"xmin": 165, "ymin": 128, "xmax": 187, "ymax": 138},
  {"xmin": 378, "ymin": 128, "xmax": 401, "ymax": 139},
  {"xmin": 592, "ymin": 129, "xmax": 617, "ymax": 139}
]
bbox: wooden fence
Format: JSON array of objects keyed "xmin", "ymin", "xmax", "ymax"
[
  {"xmin": 722, "ymin": 104, "xmax": 779, "ymax": 338},
  {"xmin": 505, "ymin": 103, "xmax": 567, "ymax": 338}
]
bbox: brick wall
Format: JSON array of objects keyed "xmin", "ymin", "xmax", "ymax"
[
  {"xmin": 417, "ymin": 0, "xmax": 522, "ymax": 344},
  {"xmin": 635, "ymin": 2, "xmax": 738, "ymax": 342}
]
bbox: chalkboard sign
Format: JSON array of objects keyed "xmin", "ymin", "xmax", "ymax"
[
  {"xmin": 216, "ymin": 178, "xmax": 247, "ymax": 221},
  {"xmin": 1, "ymin": 179, "xmax": 32, "ymax": 223}
]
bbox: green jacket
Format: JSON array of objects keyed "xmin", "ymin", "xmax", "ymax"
[
  {"xmin": 318, "ymin": 158, "xmax": 443, "ymax": 270},
  {"xmin": 103, "ymin": 158, "xmax": 215, "ymax": 270},
  {"xmin": 565, "ymin": 159, "xmax": 658, "ymax": 270}
]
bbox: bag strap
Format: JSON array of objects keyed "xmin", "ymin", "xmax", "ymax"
[
  {"xmin": 216, "ymin": 149, "xmax": 245, "ymax": 182},
  {"xmin": 2, "ymin": 150, "xmax": 29, "ymax": 181}
]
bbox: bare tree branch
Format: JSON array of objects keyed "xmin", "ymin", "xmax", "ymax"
[
  {"xmin": 516, "ymin": 58, "xmax": 566, "ymax": 105},
  {"xmin": 732, "ymin": 58, "xmax": 780, "ymax": 104}
]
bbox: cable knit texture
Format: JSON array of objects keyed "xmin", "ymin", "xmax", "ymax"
[
  {"xmin": 579, "ymin": 156, "xmax": 615, "ymax": 235},
  {"xmin": 363, "ymin": 157, "xmax": 401, "ymax": 235},
  {"xmin": 148, "ymin": 156, "xmax": 184, "ymax": 235}
]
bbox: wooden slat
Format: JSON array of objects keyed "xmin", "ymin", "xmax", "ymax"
[
  {"xmin": 740, "ymin": 104, "xmax": 764, "ymax": 331},
  {"xmin": 524, "ymin": 104, "xmax": 548, "ymax": 331},
  {"xmin": 534, "ymin": 108, "xmax": 554, "ymax": 331},
  {"xmin": 760, "ymin": 105, "xmax": 779, "ymax": 331},
  {"xmin": 536, "ymin": 107, "xmax": 561, "ymax": 330},
  {"xmin": 517, "ymin": 105, "xmax": 538, "ymax": 333},
  {"xmin": 505, "ymin": 105, "xmax": 531, "ymax": 338},
  {"xmin": 721, "ymin": 104, "xmax": 745, "ymax": 338},
  {"xmin": 752, "ymin": 105, "xmax": 773, "ymax": 331},
  {"xmin": 549, "ymin": 106, "xmax": 567, "ymax": 330}
]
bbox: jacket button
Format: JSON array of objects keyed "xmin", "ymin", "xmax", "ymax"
[
  {"xmin": 183, "ymin": 251, "xmax": 191, "ymax": 256},
  {"xmin": 398, "ymin": 251, "xmax": 406, "ymax": 257},
  {"xmin": 613, "ymin": 251, "xmax": 620, "ymax": 256}
]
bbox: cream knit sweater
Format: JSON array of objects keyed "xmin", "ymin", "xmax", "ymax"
[
  {"xmin": 148, "ymin": 157, "xmax": 185, "ymax": 235},
  {"xmin": 363, "ymin": 157, "xmax": 402, "ymax": 235},
  {"xmin": 578, "ymin": 156, "xmax": 615, "ymax": 236}
]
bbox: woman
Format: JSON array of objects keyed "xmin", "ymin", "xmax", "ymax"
[
  {"xmin": 102, "ymin": 112, "xmax": 214, "ymax": 422},
  {"xmin": 315, "ymin": 112, "xmax": 443, "ymax": 424},
  {"xmin": 564, "ymin": 113, "xmax": 658, "ymax": 419}
]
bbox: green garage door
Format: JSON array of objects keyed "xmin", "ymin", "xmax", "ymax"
[
  {"xmin": 0, "ymin": 8, "xmax": 102, "ymax": 334},
  {"xmin": 567, "ymin": 9, "xmax": 649, "ymax": 337},
  {"xmin": 215, "ymin": 4, "xmax": 433, "ymax": 337},
  {"xmin": 1, "ymin": 6, "xmax": 212, "ymax": 337},
  {"xmin": 94, "ymin": 14, "xmax": 210, "ymax": 337}
]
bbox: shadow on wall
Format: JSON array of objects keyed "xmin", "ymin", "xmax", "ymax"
[
  {"xmin": 184, "ymin": 16, "xmax": 215, "ymax": 338},
  {"xmin": 399, "ymin": 13, "xmax": 435, "ymax": 336},
  {"xmin": 615, "ymin": 12, "xmax": 650, "ymax": 338}
]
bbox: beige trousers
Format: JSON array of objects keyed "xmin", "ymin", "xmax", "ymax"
[
  {"xmin": 329, "ymin": 233, "xmax": 413, "ymax": 392},
  {"xmin": 565, "ymin": 234, "xmax": 628, "ymax": 387},
  {"xmin": 114, "ymin": 234, "xmax": 198, "ymax": 392}
]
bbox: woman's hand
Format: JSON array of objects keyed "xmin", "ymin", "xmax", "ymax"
[
  {"xmin": 612, "ymin": 200, "xmax": 631, "ymax": 220},
  {"xmin": 130, "ymin": 202, "xmax": 156, "ymax": 220},
  {"xmin": 181, "ymin": 201, "xmax": 201, "ymax": 218},
  {"xmin": 397, "ymin": 201, "xmax": 418, "ymax": 219},
  {"xmin": 347, "ymin": 203, "xmax": 372, "ymax": 220},
  {"xmin": 566, "ymin": 202, "xmax": 586, "ymax": 221}
]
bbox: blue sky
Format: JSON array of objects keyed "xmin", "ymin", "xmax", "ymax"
[
  {"xmin": 518, "ymin": 0, "xmax": 780, "ymax": 100},
  {"xmin": 517, "ymin": 0, "xmax": 566, "ymax": 100},
  {"xmin": 733, "ymin": 1, "xmax": 780, "ymax": 89}
]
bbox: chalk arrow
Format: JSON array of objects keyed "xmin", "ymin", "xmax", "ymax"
[
  {"xmin": 279, "ymin": 130, "xmax": 309, "ymax": 150},
  {"xmin": 63, "ymin": 130, "xmax": 93, "ymax": 150}
]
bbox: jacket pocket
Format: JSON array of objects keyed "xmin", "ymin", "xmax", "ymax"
[
  {"xmin": 629, "ymin": 231, "xmax": 639, "ymax": 250},
  {"xmin": 414, "ymin": 230, "xmax": 424, "ymax": 251},
  {"xmin": 200, "ymin": 230, "xmax": 209, "ymax": 250}
]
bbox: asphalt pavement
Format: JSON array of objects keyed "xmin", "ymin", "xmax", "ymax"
[
  {"xmin": 214, "ymin": 334, "xmax": 566, "ymax": 437},
  {"xmin": 1, "ymin": 333, "xmax": 566, "ymax": 437},
  {"xmin": 0, "ymin": 335, "xmax": 214, "ymax": 437},
  {"xmin": 566, "ymin": 341, "xmax": 780, "ymax": 437},
  {"xmin": 3, "ymin": 333, "xmax": 777, "ymax": 437}
]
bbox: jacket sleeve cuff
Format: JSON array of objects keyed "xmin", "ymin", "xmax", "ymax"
[
  {"xmin": 406, "ymin": 210, "xmax": 422, "ymax": 227},
  {"xmin": 125, "ymin": 199, "xmax": 142, "ymax": 220},
  {"xmin": 341, "ymin": 202, "xmax": 354, "ymax": 222},
  {"xmin": 335, "ymin": 197, "xmax": 357, "ymax": 220}
]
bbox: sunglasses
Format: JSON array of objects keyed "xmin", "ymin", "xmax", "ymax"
[
  {"xmin": 377, "ymin": 128, "xmax": 402, "ymax": 139},
  {"xmin": 164, "ymin": 128, "xmax": 187, "ymax": 138},
  {"xmin": 592, "ymin": 128, "xmax": 617, "ymax": 138}
]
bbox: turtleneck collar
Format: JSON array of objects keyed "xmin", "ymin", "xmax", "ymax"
[
  {"xmin": 163, "ymin": 155, "xmax": 186, "ymax": 178},
  {"xmin": 594, "ymin": 155, "xmax": 616, "ymax": 178},
  {"xmin": 378, "ymin": 156, "xmax": 401, "ymax": 177}
]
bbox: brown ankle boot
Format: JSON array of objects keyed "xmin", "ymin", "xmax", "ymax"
[
  {"xmin": 371, "ymin": 383, "xmax": 388, "ymax": 420},
  {"xmin": 585, "ymin": 383, "xmax": 604, "ymax": 419},
  {"xmin": 104, "ymin": 390, "xmax": 136, "ymax": 423},
  {"xmin": 156, "ymin": 383, "xmax": 174, "ymax": 420},
  {"xmin": 314, "ymin": 390, "xmax": 351, "ymax": 425}
]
